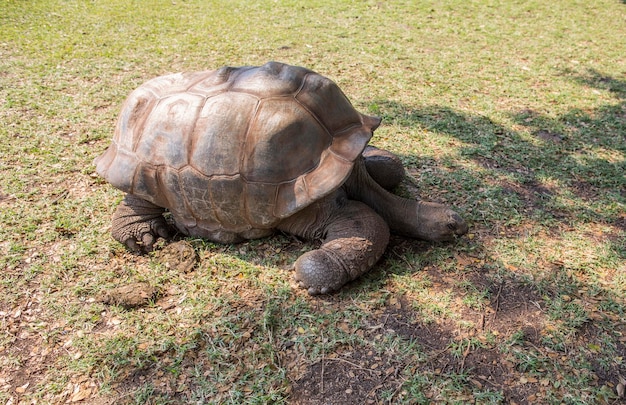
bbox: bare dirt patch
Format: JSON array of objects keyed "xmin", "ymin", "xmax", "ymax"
[
  {"xmin": 288, "ymin": 268, "xmax": 553, "ymax": 404},
  {"xmin": 290, "ymin": 348, "xmax": 406, "ymax": 405}
]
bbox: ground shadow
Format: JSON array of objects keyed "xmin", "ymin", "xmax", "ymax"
[
  {"xmin": 370, "ymin": 68, "xmax": 624, "ymax": 248},
  {"xmin": 290, "ymin": 269, "xmax": 551, "ymax": 404}
]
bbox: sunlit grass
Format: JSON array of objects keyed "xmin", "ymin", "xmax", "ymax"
[{"xmin": 1, "ymin": 0, "xmax": 625, "ymax": 403}]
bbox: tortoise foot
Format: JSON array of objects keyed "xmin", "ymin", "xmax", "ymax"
[
  {"xmin": 112, "ymin": 195, "xmax": 171, "ymax": 253},
  {"xmin": 293, "ymin": 250, "xmax": 351, "ymax": 295}
]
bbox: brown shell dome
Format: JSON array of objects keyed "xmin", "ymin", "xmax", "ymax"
[{"xmin": 95, "ymin": 62, "xmax": 380, "ymax": 233}]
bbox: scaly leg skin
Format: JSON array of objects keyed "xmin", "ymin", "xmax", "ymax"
[
  {"xmin": 111, "ymin": 194, "xmax": 170, "ymax": 253},
  {"xmin": 344, "ymin": 157, "xmax": 468, "ymax": 241},
  {"xmin": 362, "ymin": 145, "xmax": 405, "ymax": 191},
  {"xmin": 278, "ymin": 191, "xmax": 390, "ymax": 295}
]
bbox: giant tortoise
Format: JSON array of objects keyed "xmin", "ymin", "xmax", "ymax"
[{"xmin": 95, "ymin": 61, "xmax": 468, "ymax": 294}]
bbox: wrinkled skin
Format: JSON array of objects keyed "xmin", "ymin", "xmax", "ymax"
[{"xmin": 111, "ymin": 146, "xmax": 468, "ymax": 295}]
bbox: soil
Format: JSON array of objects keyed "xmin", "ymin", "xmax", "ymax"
[
  {"xmin": 98, "ymin": 282, "xmax": 159, "ymax": 309},
  {"xmin": 288, "ymin": 267, "xmax": 551, "ymax": 405},
  {"xmin": 97, "ymin": 241, "xmax": 196, "ymax": 309}
]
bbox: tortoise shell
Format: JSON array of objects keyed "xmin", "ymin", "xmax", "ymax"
[{"xmin": 95, "ymin": 62, "xmax": 380, "ymax": 234}]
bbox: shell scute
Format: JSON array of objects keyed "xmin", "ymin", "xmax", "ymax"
[
  {"xmin": 157, "ymin": 166, "xmax": 187, "ymax": 219},
  {"xmin": 112, "ymin": 88, "xmax": 158, "ymax": 153},
  {"xmin": 242, "ymin": 97, "xmax": 330, "ymax": 183},
  {"xmin": 244, "ymin": 182, "xmax": 279, "ymax": 228},
  {"xmin": 135, "ymin": 93, "xmax": 204, "ymax": 170},
  {"xmin": 186, "ymin": 67, "xmax": 246, "ymax": 98},
  {"xmin": 276, "ymin": 150, "xmax": 354, "ymax": 215},
  {"xmin": 132, "ymin": 164, "xmax": 167, "ymax": 208},
  {"xmin": 295, "ymin": 73, "xmax": 363, "ymax": 135},
  {"xmin": 230, "ymin": 62, "xmax": 308, "ymax": 97},
  {"xmin": 141, "ymin": 71, "xmax": 213, "ymax": 98},
  {"xmin": 189, "ymin": 93, "xmax": 257, "ymax": 177},
  {"xmin": 96, "ymin": 146, "xmax": 138, "ymax": 194},
  {"xmin": 207, "ymin": 176, "xmax": 249, "ymax": 230},
  {"xmin": 178, "ymin": 167, "xmax": 214, "ymax": 221}
]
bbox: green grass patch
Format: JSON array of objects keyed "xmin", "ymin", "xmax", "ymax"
[{"xmin": 1, "ymin": 0, "xmax": 625, "ymax": 403}]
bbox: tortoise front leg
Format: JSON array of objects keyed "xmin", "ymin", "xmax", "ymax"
[
  {"xmin": 362, "ymin": 145, "xmax": 405, "ymax": 191},
  {"xmin": 345, "ymin": 157, "xmax": 468, "ymax": 241},
  {"xmin": 278, "ymin": 191, "xmax": 390, "ymax": 295},
  {"xmin": 111, "ymin": 194, "xmax": 171, "ymax": 253}
]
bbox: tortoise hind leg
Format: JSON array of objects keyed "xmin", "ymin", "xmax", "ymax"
[
  {"xmin": 112, "ymin": 194, "xmax": 171, "ymax": 253},
  {"xmin": 362, "ymin": 146, "xmax": 405, "ymax": 190},
  {"xmin": 278, "ymin": 190, "xmax": 390, "ymax": 295}
]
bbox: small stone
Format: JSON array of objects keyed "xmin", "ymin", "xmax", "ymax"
[{"xmin": 15, "ymin": 382, "xmax": 29, "ymax": 393}]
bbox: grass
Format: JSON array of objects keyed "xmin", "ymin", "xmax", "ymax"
[{"xmin": 1, "ymin": 0, "xmax": 625, "ymax": 403}]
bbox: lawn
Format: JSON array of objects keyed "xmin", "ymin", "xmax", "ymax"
[{"xmin": 1, "ymin": 0, "xmax": 625, "ymax": 403}]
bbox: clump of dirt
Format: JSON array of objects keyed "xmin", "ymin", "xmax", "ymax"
[
  {"xmin": 154, "ymin": 240, "xmax": 197, "ymax": 273},
  {"xmin": 99, "ymin": 282, "xmax": 158, "ymax": 309},
  {"xmin": 534, "ymin": 129, "xmax": 564, "ymax": 143}
]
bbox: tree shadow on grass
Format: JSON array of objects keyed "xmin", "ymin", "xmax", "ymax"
[
  {"xmin": 290, "ymin": 68, "xmax": 626, "ymax": 402},
  {"xmin": 371, "ymin": 69, "xmax": 624, "ymax": 252}
]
